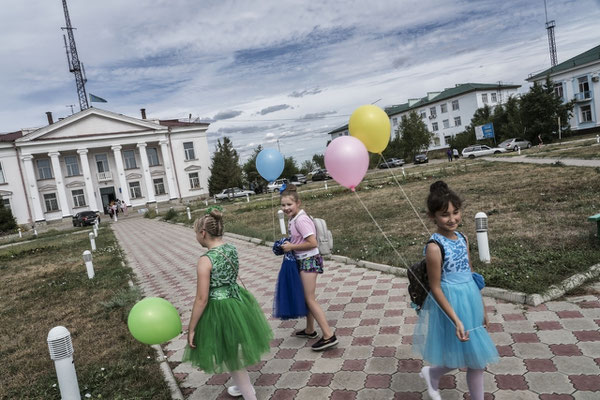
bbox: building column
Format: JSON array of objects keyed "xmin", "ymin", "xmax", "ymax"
[
  {"xmin": 159, "ymin": 139, "xmax": 179, "ymax": 199},
  {"xmin": 21, "ymin": 154, "xmax": 45, "ymax": 223},
  {"xmin": 137, "ymin": 142, "xmax": 156, "ymax": 203},
  {"xmin": 111, "ymin": 145, "xmax": 131, "ymax": 206},
  {"xmin": 48, "ymin": 151, "xmax": 72, "ymax": 218},
  {"xmin": 77, "ymin": 149, "xmax": 99, "ymax": 212}
]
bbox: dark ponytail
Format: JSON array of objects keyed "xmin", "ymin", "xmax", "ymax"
[{"xmin": 427, "ymin": 180, "xmax": 462, "ymax": 215}]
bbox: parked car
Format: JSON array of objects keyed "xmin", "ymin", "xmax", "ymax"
[
  {"xmin": 72, "ymin": 211, "xmax": 100, "ymax": 227},
  {"xmin": 413, "ymin": 154, "xmax": 429, "ymax": 164},
  {"xmin": 377, "ymin": 158, "xmax": 405, "ymax": 168},
  {"xmin": 461, "ymin": 145, "xmax": 507, "ymax": 158},
  {"xmin": 311, "ymin": 169, "xmax": 331, "ymax": 181},
  {"xmin": 267, "ymin": 179, "xmax": 289, "ymax": 193},
  {"xmin": 290, "ymin": 174, "xmax": 307, "ymax": 185},
  {"xmin": 498, "ymin": 138, "xmax": 532, "ymax": 152},
  {"xmin": 215, "ymin": 187, "xmax": 255, "ymax": 200}
]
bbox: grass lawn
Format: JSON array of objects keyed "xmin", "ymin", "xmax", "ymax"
[
  {"xmin": 169, "ymin": 159, "xmax": 600, "ymax": 295},
  {"xmin": 0, "ymin": 227, "xmax": 171, "ymax": 399},
  {"xmin": 526, "ymin": 141, "xmax": 600, "ymax": 159}
]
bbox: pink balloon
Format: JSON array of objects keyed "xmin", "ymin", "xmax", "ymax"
[{"xmin": 324, "ymin": 136, "xmax": 369, "ymax": 191}]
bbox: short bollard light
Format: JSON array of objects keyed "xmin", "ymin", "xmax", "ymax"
[
  {"xmin": 47, "ymin": 326, "xmax": 81, "ymax": 399},
  {"xmin": 246, "ymin": 193, "xmax": 250, "ymax": 202},
  {"xmin": 401, "ymin": 167, "xmax": 406, "ymax": 177},
  {"xmin": 83, "ymin": 250, "xmax": 94, "ymax": 279},
  {"xmin": 89, "ymin": 232, "xmax": 96, "ymax": 252},
  {"xmin": 18, "ymin": 227, "xmax": 22, "ymax": 238},
  {"xmin": 277, "ymin": 210, "xmax": 286, "ymax": 235},
  {"xmin": 517, "ymin": 146, "xmax": 521, "ymax": 155},
  {"xmin": 186, "ymin": 206, "xmax": 191, "ymax": 220},
  {"xmin": 93, "ymin": 225, "xmax": 98, "ymax": 238},
  {"xmin": 34, "ymin": 228, "xmax": 38, "ymax": 237},
  {"xmin": 596, "ymin": 134, "xmax": 600, "ymax": 144},
  {"xmin": 204, "ymin": 199, "xmax": 208, "ymax": 206},
  {"xmin": 324, "ymin": 181, "xmax": 328, "ymax": 190},
  {"xmin": 475, "ymin": 212, "xmax": 491, "ymax": 263}
]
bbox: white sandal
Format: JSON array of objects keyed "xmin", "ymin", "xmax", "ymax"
[{"xmin": 419, "ymin": 366, "xmax": 442, "ymax": 400}]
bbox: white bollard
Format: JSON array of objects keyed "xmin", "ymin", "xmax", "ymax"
[
  {"xmin": 596, "ymin": 135, "xmax": 599, "ymax": 144},
  {"xmin": 517, "ymin": 146, "xmax": 521, "ymax": 155},
  {"xmin": 277, "ymin": 210, "xmax": 287, "ymax": 235},
  {"xmin": 475, "ymin": 212, "xmax": 491, "ymax": 263},
  {"xmin": 401, "ymin": 167, "xmax": 406, "ymax": 177},
  {"xmin": 82, "ymin": 250, "xmax": 94, "ymax": 279},
  {"xmin": 47, "ymin": 326, "xmax": 81, "ymax": 399},
  {"xmin": 34, "ymin": 228, "xmax": 38, "ymax": 237},
  {"xmin": 93, "ymin": 225, "xmax": 98, "ymax": 238},
  {"xmin": 324, "ymin": 181, "xmax": 328, "ymax": 190},
  {"xmin": 113, "ymin": 212, "xmax": 118, "ymax": 222},
  {"xmin": 246, "ymin": 193, "xmax": 250, "ymax": 203},
  {"xmin": 89, "ymin": 232, "xmax": 96, "ymax": 252},
  {"xmin": 214, "ymin": 196, "xmax": 217, "ymax": 204},
  {"xmin": 204, "ymin": 199, "xmax": 208, "ymax": 206},
  {"xmin": 18, "ymin": 228, "xmax": 22, "ymax": 238},
  {"xmin": 186, "ymin": 206, "xmax": 191, "ymax": 220}
]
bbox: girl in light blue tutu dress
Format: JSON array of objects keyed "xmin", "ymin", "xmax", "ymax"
[{"xmin": 413, "ymin": 181, "xmax": 498, "ymax": 400}]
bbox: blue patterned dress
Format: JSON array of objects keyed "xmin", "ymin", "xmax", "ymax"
[{"xmin": 412, "ymin": 232, "xmax": 499, "ymax": 369}]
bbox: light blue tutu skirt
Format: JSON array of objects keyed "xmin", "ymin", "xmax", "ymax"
[{"xmin": 412, "ymin": 279, "xmax": 499, "ymax": 369}]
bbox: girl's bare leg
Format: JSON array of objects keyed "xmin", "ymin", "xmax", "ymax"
[{"xmin": 300, "ymin": 271, "xmax": 333, "ymax": 338}]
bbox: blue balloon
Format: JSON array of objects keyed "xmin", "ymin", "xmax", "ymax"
[{"xmin": 256, "ymin": 148, "xmax": 284, "ymax": 182}]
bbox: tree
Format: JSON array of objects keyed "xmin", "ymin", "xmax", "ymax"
[
  {"xmin": 281, "ymin": 156, "xmax": 299, "ymax": 179},
  {"xmin": 312, "ymin": 154, "xmax": 325, "ymax": 169},
  {"xmin": 394, "ymin": 111, "xmax": 433, "ymax": 159},
  {"xmin": 208, "ymin": 137, "xmax": 243, "ymax": 196},
  {"xmin": 300, "ymin": 160, "xmax": 314, "ymax": 174},
  {"xmin": 0, "ymin": 197, "xmax": 17, "ymax": 234},
  {"xmin": 520, "ymin": 76, "xmax": 574, "ymax": 143}
]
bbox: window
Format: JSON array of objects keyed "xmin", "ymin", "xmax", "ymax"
[
  {"xmin": 440, "ymin": 103, "xmax": 447, "ymax": 113},
  {"xmin": 554, "ymin": 83, "xmax": 564, "ymax": 100},
  {"xmin": 454, "ymin": 116, "xmax": 462, "ymax": 126},
  {"xmin": 392, "ymin": 117, "xmax": 398, "ymax": 126},
  {"xmin": 429, "ymin": 107, "xmax": 437, "ymax": 117},
  {"xmin": 72, "ymin": 189, "xmax": 86, "ymax": 207},
  {"xmin": 578, "ymin": 76, "xmax": 590, "ymax": 94},
  {"xmin": 184, "ymin": 142, "xmax": 196, "ymax": 160},
  {"xmin": 64, "ymin": 155, "xmax": 80, "ymax": 176},
  {"xmin": 482, "ymin": 93, "xmax": 488, "ymax": 103},
  {"xmin": 444, "ymin": 136, "xmax": 452, "ymax": 144},
  {"xmin": 37, "ymin": 159, "xmax": 53, "ymax": 180},
  {"xmin": 2, "ymin": 198, "xmax": 10, "ymax": 211},
  {"xmin": 581, "ymin": 105, "xmax": 593, "ymax": 122},
  {"xmin": 442, "ymin": 119, "xmax": 450, "ymax": 129},
  {"xmin": 147, "ymin": 147, "xmax": 160, "ymax": 166},
  {"xmin": 129, "ymin": 182, "xmax": 142, "ymax": 199},
  {"xmin": 0, "ymin": 162, "xmax": 5, "ymax": 184},
  {"xmin": 432, "ymin": 136, "xmax": 441, "ymax": 146},
  {"xmin": 431, "ymin": 122, "xmax": 439, "ymax": 131},
  {"xmin": 44, "ymin": 193, "xmax": 59, "ymax": 212},
  {"xmin": 153, "ymin": 178, "xmax": 166, "ymax": 195},
  {"xmin": 491, "ymin": 92, "xmax": 497, "ymax": 102},
  {"xmin": 189, "ymin": 172, "xmax": 200, "ymax": 189},
  {"xmin": 452, "ymin": 100, "xmax": 460, "ymax": 110},
  {"xmin": 95, "ymin": 154, "xmax": 110, "ymax": 173},
  {"xmin": 123, "ymin": 150, "xmax": 137, "ymax": 169},
  {"xmin": 420, "ymin": 111, "xmax": 426, "ymax": 119}
]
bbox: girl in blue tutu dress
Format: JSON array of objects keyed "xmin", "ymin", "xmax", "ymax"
[
  {"xmin": 413, "ymin": 181, "xmax": 498, "ymax": 400},
  {"xmin": 280, "ymin": 185, "xmax": 338, "ymax": 351},
  {"xmin": 182, "ymin": 207, "xmax": 272, "ymax": 399}
]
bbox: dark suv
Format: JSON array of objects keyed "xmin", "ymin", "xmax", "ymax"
[
  {"xmin": 72, "ymin": 211, "xmax": 100, "ymax": 227},
  {"xmin": 311, "ymin": 169, "xmax": 331, "ymax": 181},
  {"xmin": 414, "ymin": 154, "xmax": 429, "ymax": 164}
]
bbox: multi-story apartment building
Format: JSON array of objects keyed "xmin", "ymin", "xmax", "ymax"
[
  {"xmin": 527, "ymin": 44, "xmax": 600, "ymax": 133},
  {"xmin": 0, "ymin": 107, "xmax": 211, "ymax": 226}
]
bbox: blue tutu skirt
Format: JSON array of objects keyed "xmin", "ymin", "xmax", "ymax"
[
  {"xmin": 273, "ymin": 254, "xmax": 307, "ymax": 320},
  {"xmin": 413, "ymin": 279, "xmax": 499, "ymax": 369}
]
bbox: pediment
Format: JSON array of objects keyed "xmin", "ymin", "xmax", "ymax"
[
  {"xmin": 184, "ymin": 164, "xmax": 202, "ymax": 172},
  {"xmin": 126, "ymin": 173, "xmax": 143, "ymax": 180},
  {"xmin": 65, "ymin": 181, "xmax": 86, "ymax": 188},
  {"xmin": 38, "ymin": 184, "xmax": 57, "ymax": 192},
  {"xmin": 17, "ymin": 108, "xmax": 164, "ymax": 142}
]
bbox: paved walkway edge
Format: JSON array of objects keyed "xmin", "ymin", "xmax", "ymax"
[{"xmin": 223, "ymin": 231, "xmax": 600, "ymax": 307}]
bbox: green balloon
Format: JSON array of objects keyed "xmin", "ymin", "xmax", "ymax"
[{"xmin": 128, "ymin": 297, "xmax": 182, "ymax": 345}]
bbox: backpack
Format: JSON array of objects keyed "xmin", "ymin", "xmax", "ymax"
[
  {"xmin": 309, "ymin": 216, "xmax": 334, "ymax": 256},
  {"xmin": 407, "ymin": 239, "xmax": 444, "ymax": 313}
]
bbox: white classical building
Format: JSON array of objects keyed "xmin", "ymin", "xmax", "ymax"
[
  {"xmin": 327, "ymin": 83, "xmax": 520, "ymax": 149},
  {"xmin": 0, "ymin": 107, "xmax": 211, "ymax": 226},
  {"xmin": 527, "ymin": 44, "xmax": 600, "ymax": 133}
]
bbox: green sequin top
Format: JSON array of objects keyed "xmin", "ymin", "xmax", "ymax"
[{"xmin": 204, "ymin": 243, "xmax": 241, "ymax": 300}]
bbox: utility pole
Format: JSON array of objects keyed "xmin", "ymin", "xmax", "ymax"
[{"xmin": 61, "ymin": 0, "xmax": 89, "ymax": 111}]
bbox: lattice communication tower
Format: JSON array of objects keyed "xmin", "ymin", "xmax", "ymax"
[
  {"xmin": 544, "ymin": 0, "xmax": 558, "ymax": 67},
  {"xmin": 61, "ymin": 0, "xmax": 89, "ymax": 111}
]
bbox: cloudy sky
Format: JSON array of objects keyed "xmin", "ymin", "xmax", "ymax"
[{"xmin": 2, "ymin": 0, "xmax": 599, "ymax": 163}]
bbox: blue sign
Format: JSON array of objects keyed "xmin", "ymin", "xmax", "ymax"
[{"xmin": 481, "ymin": 123, "xmax": 495, "ymax": 138}]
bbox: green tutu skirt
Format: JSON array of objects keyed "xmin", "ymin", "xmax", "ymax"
[{"xmin": 182, "ymin": 287, "xmax": 273, "ymax": 373}]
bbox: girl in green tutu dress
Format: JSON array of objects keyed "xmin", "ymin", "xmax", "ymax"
[{"xmin": 182, "ymin": 207, "xmax": 272, "ymax": 399}]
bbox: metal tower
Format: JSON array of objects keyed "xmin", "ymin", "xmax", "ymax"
[
  {"xmin": 544, "ymin": 0, "xmax": 558, "ymax": 67},
  {"xmin": 61, "ymin": 0, "xmax": 89, "ymax": 111}
]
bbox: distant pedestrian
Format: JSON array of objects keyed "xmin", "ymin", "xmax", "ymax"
[
  {"xmin": 537, "ymin": 134, "xmax": 543, "ymax": 148},
  {"xmin": 446, "ymin": 148, "xmax": 453, "ymax": 162},
  {"xmin": 453, "ymin": 148, "xmax": 459, "ymax": 159},
  {"xmin": 183, "ymin": 207, "xmax": 271, "ymax": 399},
  {"xmin": 414, "ymin": 181, "xmax": 498, "ymax": 400}
]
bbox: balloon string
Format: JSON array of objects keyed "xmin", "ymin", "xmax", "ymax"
[
  {"xmin": 271, "ymin": 190, "xmax": 276, "ymax": 241},
  {"xmin": 352, "ymin": 190, "xmax": 483, "ymax": 334},
  {"xmin": 378, "ymin": 154, "xmax": 430, "ymax": 236}
]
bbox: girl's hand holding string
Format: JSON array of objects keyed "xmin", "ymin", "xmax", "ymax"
[
  {"xmin": 455, "ymin": 320, "xmax": 469, "ymax": 342},
  {"xmin": 281, "ymin": 242, "xmax": 293, "ymax": 253},
  {"xmin": 187, "ymin": 329, "xmax": 197, "ymax": 348}
]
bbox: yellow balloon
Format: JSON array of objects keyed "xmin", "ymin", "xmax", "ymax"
[{"xmin": 348, "ymin": 105, "xmax": 391, "ymax": 153}]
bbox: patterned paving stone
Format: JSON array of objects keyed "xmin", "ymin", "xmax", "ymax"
[{"xmin": 112, "ymin": 218, "xmax": 600, "ymax": 399}]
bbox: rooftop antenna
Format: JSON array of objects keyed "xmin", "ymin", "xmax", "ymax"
[
  {"xmin": 66, "ymin": 104, "xmax": 75, "ymax": 114},
  {"xmin": 61, "ymin": 0, "xmax": 89, "ymax": 111},
  {"xmin": 544, "ymin": 0, "xmax": 558, "ymax": 67}
]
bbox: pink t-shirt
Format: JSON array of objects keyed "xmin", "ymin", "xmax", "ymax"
[{"xmin": 288, "ymin": 210, "xmax": 319, "ymax": 259}]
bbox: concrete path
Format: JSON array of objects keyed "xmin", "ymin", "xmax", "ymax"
[
  {"xmin": 113, "ymin": 218, "xmax": 600, "ymax": 399},
  {"xmin": 481, "ymin": 156, "xmax": 600, "ymax": 168}
]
